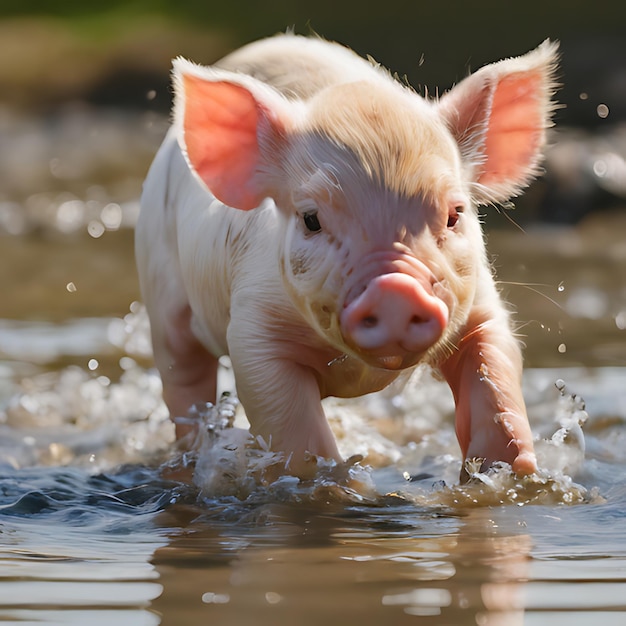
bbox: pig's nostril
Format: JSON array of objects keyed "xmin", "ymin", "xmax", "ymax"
[
  {"xmin": 357, "ymin": 309, "xmax": 430, "ymax": 332},
  {"xmin": 362, "ymin": 315, "xmax": 378, "ymax": 328}
]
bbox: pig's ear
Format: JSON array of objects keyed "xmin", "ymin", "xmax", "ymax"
[
  {"xmin": 437, "ymin": 40, "xmax": 559, "ymax": 205},
  {"xmin": 172, "ymin": 58, "xmax": 292, "ymax": 211}
]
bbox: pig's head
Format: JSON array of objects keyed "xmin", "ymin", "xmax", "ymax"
[{"xmin": 173, "ymin": 40, "xmax": 558, "ymax": 371}]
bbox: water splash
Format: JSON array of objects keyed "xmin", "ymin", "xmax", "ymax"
[
  {"xmin": 0, "ymin": 304, "xmax": 606, "ymax": 513},
  {"xmin": 1, "ymin": 362, "xmax": 171, "ymax": 470},
  {"xmin": 165, "ymin": 394, "xmax": 378, "ymax": 506},
  {"xmin": 160, "ymin": 384, "xmax": 596, "ymax": 511}
]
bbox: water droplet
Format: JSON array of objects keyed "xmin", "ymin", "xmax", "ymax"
[
  {"xmin": 557, "ymin": 282, "xmax": 565, "ymax": 292},
  {"xmin": 593, "ymin": 159, "xmax": 608, "ymax": 177},
  {"xmin": 391, "ymin": 395, "xmax": 404, "ymax": 409},
  {"xmin": 56, "ymin": 200, "xmax": 84, "ymax": 232},
  {"xmin": 100, "ymin": 203, "xmax": 122, "ymax": 230},
  {"xmin": 579, "ymin": 92, "xmax": 588, "ymax": 100},
  {"xmin": 328, "ymin": 353, "xmax": 348, "ymax": 367},
  {"xmin": 558, "ymin": 343, "xmax": 567, "ymax": 354},
  {"xmin": 597, "ymin": 103, "xmax": 609, "ymax": 119},
  {"xmin": 265, "ymin": 592, "xmax": 282, "ymax": 605},
  {"xmin": 87, "ymin": 220, "xmax": 105, "ymax": 238},
  {"xmin": 88, "ymin": 358, "xmax": 99, "ymax": 371},
  {"xmin": 66, "ymin": 281, "xmax": 77, "ymax": 293},
  {"xmin": 616, "ymin": 311, "xmax": 626, "ymax": 330},
  {"xmin": 218, "ymin": 355, "xmax": 232, "ymax": 368},
  {"xmin": 202, "ymin": 592, "xmax": 230, "ymax": 604},
  {"xmin": 119, "ymin": 356, "xmax": 136, "ymax": 370}
]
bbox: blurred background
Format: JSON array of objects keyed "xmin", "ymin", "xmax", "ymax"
[
  {"xmin": 2, "ymin": 0, "xmax": 626, "ymax": 128},
  {"xmin": 0, "ymin": 0, "xmax": 625, "ymax": 370}
]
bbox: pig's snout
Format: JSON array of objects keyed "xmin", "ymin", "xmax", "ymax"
[{"xmin": 340, "ymin": 273, "xmax": 448, "ymax": 369}]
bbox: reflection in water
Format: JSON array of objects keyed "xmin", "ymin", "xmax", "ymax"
[
  {"xmin": 2, "ymin": 468, "xmax": 625, "ymax": 626},
  {"xmin": 150, "ymin": 499, "xmax": 626, "ymax": 625},
  {"xmin": 151, "ymin": 504, "xmax": 525, "ymax": 625}
]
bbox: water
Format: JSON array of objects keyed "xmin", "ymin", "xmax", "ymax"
[{"xmin": 1, "ymin": 108, "xmax": 626, "ymax": 625}]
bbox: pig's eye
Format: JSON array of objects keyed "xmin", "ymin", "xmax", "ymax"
[
  {"xmin": 447, "ymin": 206, "xmax": 463, "ymax": 229},
  {"xmin": 303, "ymin": 211, "xmax": 322, "ymax": 233}
]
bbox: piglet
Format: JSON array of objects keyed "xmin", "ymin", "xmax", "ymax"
[{"xmin": 136, "ymin": 34, "xmax": 558, "ymax": 477}]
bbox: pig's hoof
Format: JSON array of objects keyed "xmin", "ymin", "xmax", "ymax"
[{"xmin": 511, "ymin": 450, "xmax": 538, "ymax": 476}]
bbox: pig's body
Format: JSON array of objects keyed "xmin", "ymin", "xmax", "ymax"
[
  {"xmin": 139, "ymin": 126, "xmax": 394, "ymax": 461},
  {"xmin": 137, "ymin": 35, "xmax": 558, "ymax": 477}
]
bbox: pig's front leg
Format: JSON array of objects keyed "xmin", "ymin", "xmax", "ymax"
[
  {"xmin": 227, "ymin": 319, "xmax": 341, "ymax": 474},
  {"xmin": 439, "ymin": 292, "xmax": 537, "ymax": 478},
  {"xmin": 153, "ymin": 304, "xmax": 219, "ymax": 439}
]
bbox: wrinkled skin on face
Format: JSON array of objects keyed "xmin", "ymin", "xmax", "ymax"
[
  {"xmin": 279, "ymin": 95, "xmax": 479, "ymax": 374},
  {"xmin": 136, "ymin": 34, "xmax": 558, "ymax": 479}
]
